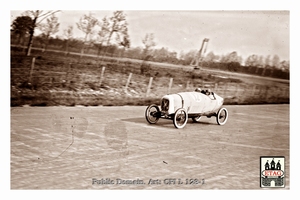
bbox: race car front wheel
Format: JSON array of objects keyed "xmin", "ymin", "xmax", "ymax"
[
  {"xmin": 216, "ymin": 107, "xmax": 228, "ymax": 125},
  {"xmin": 173, "ymin": 108, "xmax": 188, "ymax": 129},
  {"xmin": 145, "ymin": 104, "xmax": 160, "ymax": 124}
]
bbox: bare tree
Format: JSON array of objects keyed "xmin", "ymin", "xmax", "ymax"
[
  {"xmin": 11, "ymin": 16, "xmax": 33, "ymax": 47},
  {"xmin": 203, "ymin": 51, "xmax": 216, "ymax": 63},
  {"xmin": 106, "ymin": 11, "xmax": 128, "ymax": 46},
  {"xmin": 254, "ymin": 55, "xmax": 264, "ymax": 74},
  {"xmin": 76, "ymin": 12, "xmax": 98, "ymax": 58},
  {"xmin": 223, "ymin": 51, "xmax": 240, "ymax": 63},
  {"xmin": 38, "ymin": 13, "xmax": 60, "ymax": 52},
  {"xmin": 258, "ymin": 55, "xmax": 264, "ymax": 67},
  {"xmin": 22, "ymin": 10, "xmax": 60, "ymax": 56},
  {"xmin": 99, "ymin": 11, "xmax": 129, "ymax": 59},
  {"xmin": 63, "ymin": 25, "xmax": 73, "ymax": 55},
  {"xmin": 118, "ymin": 26, "xmax": 130, "ymax": 49},
  {"xmin": 245, "ymin": 54, "xmax": 259, "ymax": 67},
  {"xmin": 264, "ymin": 55, "xmax": 271, "ymax": 67},
  {"xmin": 179, "ymin": 49, "xmax": 197, "ymax": 65},
  {"xmin": 142, "ymin": 33, "xmax": 156, "ymax": 59},
  {"xmin": 94, "ymin": 17, "xmax": 110, "ymax": 60},
  {"xmin": 116, "ymin": 26, "xmax": 130, "ymax": 62},
  {"xmin": 140, "ymin": 33, "xmax": 156, "ymax": 75},
  {"xmin": 272, "ymin": 55, "xmax": 280, "ymax": 69},
  {"xmin": 279, "ymin": 60, "xmax": 289, "ymax": 71}
]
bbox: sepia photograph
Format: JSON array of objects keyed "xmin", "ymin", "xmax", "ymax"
[{"xmin": 5, "ymin": 0, "xmax": 299, "ymax": 198}]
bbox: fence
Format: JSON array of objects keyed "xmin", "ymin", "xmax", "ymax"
[{"xmin": 11, "ymin": 55, "xmax": 290, "ymax": 106}]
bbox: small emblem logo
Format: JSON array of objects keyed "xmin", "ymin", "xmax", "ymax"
[{"xmin": 260, "ymin": 156, "xmax": 285, "ymax": 188}]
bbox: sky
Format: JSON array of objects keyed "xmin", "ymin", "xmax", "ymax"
[{"xmin": 10, "ymin": 9, "xmax": 290, "ymax": 62}]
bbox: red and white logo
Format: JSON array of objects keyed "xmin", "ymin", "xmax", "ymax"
[
  {"xmin": 260, "ymin": 156, "xmax": 285, "ymax": 188},
  {"xmin": 262, "ymin": 170, "xmax": 284, "ymax": 177}
]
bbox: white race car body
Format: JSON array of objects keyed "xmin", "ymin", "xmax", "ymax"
[
  {"xmin": 145, "ymin": 90, "xmax": 228, "ymax": 129},
  {"xmin": 160, "ymin": 91, "xmax": 224, "ymax": 116}
]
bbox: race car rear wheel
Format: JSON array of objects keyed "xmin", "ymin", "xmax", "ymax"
[
  {"xmin": 173, "ymin": 108, "xmax": 188, "ymax": 129},
  {"xmin": 216, "ymin": 107, "xmax": 228, "ymax": 125},
  {"xmin": 192, "ymin": 115, "xmax": 202, "ymax": 122},
  {"xmin": 145, "ymin": 104, "xmax": 160, "ymax": 124}
]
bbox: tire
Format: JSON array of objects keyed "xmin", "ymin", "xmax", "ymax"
[
  {"xmin": 216, "ymin": 107, "xmax": 228, "ymax": 125},
  {"xmin": 192, "ymin": 115, "xmax": 202, "ymax": 122},
  {"xmin": 173, "ymin": 108, "xmax": 188, "ymax": 129},
  {"xmin": 145, "ymin": 104, "xmax": 160, "ymax": 124}
]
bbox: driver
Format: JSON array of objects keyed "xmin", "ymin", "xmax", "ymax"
[
  {"xmin": 195, "ymin": 88, "xmax": 215, "ymax": 99},
  {"xmin": 205, "ymin": 89, "xmax": 211, "ymax": 95},
  {"xmin": 195, "ymin": 88, "xmax": 210, "ymax": 95},
  {"xmin": 195, "ymin": 88, "xmax": 202, "ymax": 93}
]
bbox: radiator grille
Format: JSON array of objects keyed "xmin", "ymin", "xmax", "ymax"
[{"xmin": 161, "ymin": 98, "xmax": 169, "ymax": 112}]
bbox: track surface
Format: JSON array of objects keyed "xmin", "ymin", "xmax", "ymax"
[{"xmin": 11, "ymin": 104, "xmax": 289, "ymax": 189}]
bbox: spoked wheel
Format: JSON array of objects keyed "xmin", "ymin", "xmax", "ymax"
[
  {"xmin": 145, "ymin": 104, "xmax": 160, "ymax": 124},
  {"xmin": 173, "ymin": 108, "xmax": 188, "ymax": 129},
  {"xmin": 216, "ymin": 107, "xmax": 228, "ymax": 125},
  {"xmin": 192, "ymin": 115, "xmax": 202, "ymax": 122}
]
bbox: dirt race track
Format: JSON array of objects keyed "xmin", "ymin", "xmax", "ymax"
[{"xmin": 11, "ymin": 104, "xmax": 289, "ymax": 190}]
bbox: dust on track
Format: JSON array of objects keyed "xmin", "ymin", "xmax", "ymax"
[{"xmin": 11, "ymin": 104, "xmax": 289, "ymax": 189}]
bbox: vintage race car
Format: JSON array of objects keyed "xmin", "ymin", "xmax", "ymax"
[{"xmin": 145, "ymin": 89, "xmax": 228, "ymax": 128}]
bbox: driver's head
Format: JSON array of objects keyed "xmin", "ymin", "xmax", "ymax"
[
  {"xmin": 206, "ymin": 89, "xmax": 211, "ymax": 95},
  {"xmin": 195, "ymin": 88, "xmax": 201, "ymax": 92}
]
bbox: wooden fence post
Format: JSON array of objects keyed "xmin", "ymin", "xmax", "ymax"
[
  {"xmin": 235, "ymin": 84, "xmax": 240, "ymax": 104},
  {"xmin": 252, "ymin": 85, "xmax": 256, "ymax": 96},
  {"xmin": 186, "ymin": 80, "xmax": 190, "ymax": 90},
  {"xmin": 99, "ymin": 66, "xmax": 106, "ymax": 88},
  {"xmin": 214, "ymin": 83, "xmax": 218, "ymax": 92},
  {"xmin": 235, "ymin": 84, "xmax": 239, "ymax": 96},
  {"xmin": 262, "ymin": 67, "xmax": 266, "ymax": 76},
  {"xmin": 66, "ymin": 63, "xmax": 71, "ymax": 86},
  {"xmin": 29, "ymin": 57, "xmax": 35, "ymax": 82},
  {"xmin": 223, "ymin": 82, "xmax": 228, "ymax": 97},
  {"xmin": 50, "ymin": 77, "xmax": 53, "ymax": 86},
  {"xmin": 168, "ymin": 78, "xmax": 173, "ymax": 94},
  {"xmin": 264, "ymin": 86, "xmax": 269, "ymax": 101},
  {"xmin": 146, "ymin": 77, "xmax": 153, "ymax": 97},
  {"xmin": 258, "ymin": 85, "xmax": 263, "ymax": 96},
  {"xmin": 125, "ymin": 73, "xmax": 132, "ymax": 92},
  {"xmin": 276, "ymin": 87, "xmax": 281, "ymax": 102},
  {"xmin": 285, "ymin": 87, "xmax": 289, "ymax": 98}
]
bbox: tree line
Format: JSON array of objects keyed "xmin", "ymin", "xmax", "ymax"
[{"xmin": 10, "ymin": 10, "xmax": 289, "ymax": 72}]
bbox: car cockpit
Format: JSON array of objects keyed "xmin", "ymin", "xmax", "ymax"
[{"xmin": 195, "ymin": 88, "xmax": 216, "ymax": 100}]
